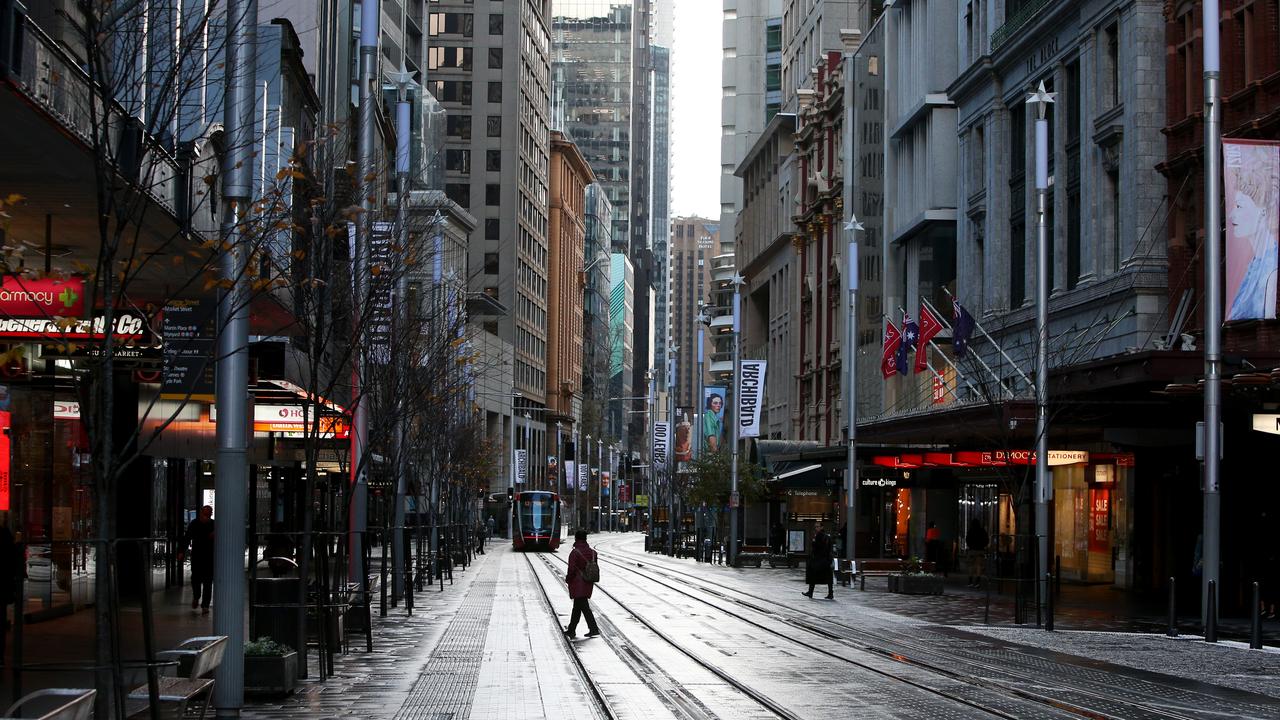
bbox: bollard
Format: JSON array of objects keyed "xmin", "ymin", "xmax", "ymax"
[
  {"xmin": 1206, "ymin": 579, "xmax": 1218, "ymax": 643},
  {"xmin": 1251, "ymin": 582, "xmax": 1263, "ymax": 650},
  {"xmin": 1045, "ymin": 572, "xmax": 1054, "ymax": 632},
  {"xmin": 1167, "ymin": 576, "xmax": 1178, "ymax": 637}
]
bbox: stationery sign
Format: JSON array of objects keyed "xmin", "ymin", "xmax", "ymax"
[
  {"xmin": 737, "ymin": 360, "xmax": 767, "ymax": 438},
  {"xmin": 652, "ymin": 421, "xmax": 670, "ymax": 474}
]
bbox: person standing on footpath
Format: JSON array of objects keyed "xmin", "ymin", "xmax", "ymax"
[
  {"xmin": 564, "ymin": 530, "xmax": 600, "ymax": 638},
  {"xmin": 178, "ymin": 505, "xmax": 215, "ymax": 613},
  {"xmin": 803, "ymin": 522, "xmax": 834, "ymax": 599},
  {"xmin": 966, "ymin": 517, "xmax": 989, "ymax": 588}
]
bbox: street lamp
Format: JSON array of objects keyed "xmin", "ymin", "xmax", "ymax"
[
  {"xmin": 667, "ymin": 346, "xmax": 678, "ymax": 555},
  {"xmin": 843, "ymin": 215, "xmax": 862, "ymax": 563},
  {"xmin": 728, "ymin": 273, "xmax": 744, "ymax": 567},
  {"xmin": 1029, "ymin": 80, "xmax": 1055, "ymax": 616},
  {"xmin": 508, "ymin": 389, "xmax": 522, "ymax": 538},
  {"xmin": 1201, "ymin": 0, "xmax": 1223, "ymax": 634}
]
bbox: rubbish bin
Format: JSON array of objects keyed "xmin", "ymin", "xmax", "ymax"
[{"xmin": 253, "ymin": 560, "xmax": 302, "ymax": 654}]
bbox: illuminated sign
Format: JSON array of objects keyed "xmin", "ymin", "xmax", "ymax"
[
  {"xmin": 0, "ymin": 313, "xmax": 145, "ymax": 341},
  {"xmin": 0, "ymin": 410, "xmax": 9, "ymax": 511},
  {"xmin": 0, "ymin": 276, "xmax": 85, "ymax": 318}
]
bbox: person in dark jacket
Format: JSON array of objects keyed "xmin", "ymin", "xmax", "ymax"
[
  {"xmin": 0, "ymin": 512, "xmax": 18, "ymax": 663},
  {"xmin": 966, "ymin": 517, "xmax": 989, "ymax": 588},
  {"xmin": 564, "ymin": 530, "xmax": 600, "ymax": 638},
  {"xmin": 803, "ymin": 523, "xmax": 834, "ymax": 599},
  {"xmin": 178, "ymin": 505, "xmax": 215, "ymax": 613}
]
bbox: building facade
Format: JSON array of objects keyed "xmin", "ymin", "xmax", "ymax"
[
  {"xmin": 609, "ymin": 254, "xmax": 636, "ymax": 441},
  {"xmin": 670, "ymin": 217, "xmax": 721, "ymax": 410},
  {"xmin": 547, "ymin": 132, "xmax": 595, "ymax": 427}
]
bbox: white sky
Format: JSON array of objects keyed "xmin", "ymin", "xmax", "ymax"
[{"xmin": 669, "ymin": 0, "xmax": 723, "ymax": 220}]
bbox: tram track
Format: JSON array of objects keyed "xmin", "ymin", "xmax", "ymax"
[
  {"xmin": 529, "ymin": 551, "xmax": 802, "ymax": 720},
  {"xmin": 597, "ymin": 539, "xmax": 1260, "ymax": 720}
]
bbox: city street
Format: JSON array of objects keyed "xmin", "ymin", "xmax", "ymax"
[{"xmin": 243, "ymin": 533, "xmax": 1280, "ymax": 720}]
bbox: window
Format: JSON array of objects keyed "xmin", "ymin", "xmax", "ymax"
[
  {"xmin": 445, "ymin": 183, "xmax": 470, "ymax": 206},
  {"xmin": 487, "ymin": 116, "xmax": 502, "ymax": 137},
  {"xmin": 484, "ymin": 253, "xmax": 500, "ymax": 274},
  {"xmin": 489, "ymin": 14, "xmax": 503, "ymax": 34},
  {"xmin": 446, "ymin": 114, "xmax": 471, "ymax": 139},
  {"xmin": 486, "ymin": 183, "xmax": 501, "ymax": 206},
  {"xmin": 429, "ymin": 12, "xmax": 473, "ymax": 37},
  {"xmin": 488, "ymin": 81, "xmax": 503, "ymax": 103},
  {"xmin": 432, "ymin": 80, "xmax": 473, "ymax": 105},
  {"xmin": 428, "ymin": 46, "xmax": 473, "ymax": 70},
  {"xmin": 486, "ymin": 150, "xmax": 501, "ymax": 172},
  {"xmin": 488, "ymin": 48, "xmax": 504, "ymax": 69},
  {"xmin": 1103, "ymin": 23, "xmax": 1120, "ymax": 110},
  {"xmin": 445, "ymin": 149, "xmax": 471, "ymax": 173},
  {"xmin": 486, "ymin": 218, "xmax": 500, "ymax": 240}
]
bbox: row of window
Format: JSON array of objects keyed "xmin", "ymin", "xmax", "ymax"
[
  {"xmin": 428, "ymin": 46, "xmax": 503, "ymax": 71},
  {"xmin": 428, "ymin": 12, "xmax": 504, "ymax": 37}
]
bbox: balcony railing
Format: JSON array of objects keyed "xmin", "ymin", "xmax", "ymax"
[
  {"xmin": 990, "ymin": 0, "xmax": 1052, "ymax": 52},
  {"xmin": 7, "ymin": 14, "xmax": 179, "ymax": 215}
]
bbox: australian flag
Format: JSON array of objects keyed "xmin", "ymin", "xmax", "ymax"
[
  {"xmin": 953, "ymin": 299, "xmax": 976, "ymax": 358},
  {"xmin": 896, "ymin": 312, "xmax": 919, "ymax": 373}
]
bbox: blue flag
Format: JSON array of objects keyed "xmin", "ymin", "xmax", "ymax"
[
  {"xmin": 896, "ymin": 312, "xmax": 918, "ymax": 372},
  {"xmin": 953, "ymin": 299, "xmax": 976, "ymax": 358}
]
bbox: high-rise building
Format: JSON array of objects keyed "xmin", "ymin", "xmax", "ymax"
[
  {"xmin": 429, "ymin": 0, "xmax": 554, "ymax": 477},
  {"xmin": 669, "ymin": 217, "xmax": 720, "ymax": 410},
  {"xmin": 609, "ymin": 254, "xmax": 636, "ymax": 440},
  {"xmin": 583, "ymin": 184, "xmax": 615, "ymax": 417},
  {"xmin": 652, "ymin": 44, "xmax": 673, "ymax": 392},
  {"xmin": 547, "ymin": 132, "xmax": 595, "ymax": 428}
]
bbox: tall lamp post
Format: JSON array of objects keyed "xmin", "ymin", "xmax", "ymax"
[
  {"xmin": 1029, "ymin": 81, "xmax": 1056, "ymax": 615},
  {"xmin": 667, "ymin": 347, "xmax": 678, "ymax": 553},
  {"xmin": 1201, "ymin": 0, "xmax": 1222, "ymax": 632},
  {"xmin": 508, "ymin": 389, "xmax": 521, "ymax": 538},
  {"xmin": 584, "ymin": 433, "xmax": 592, "ymax": 531},
  {"xmin": 389, "ymin": 66, "xmax": 416, "ymax": 604},
  {"xmin": 728, "ymin": 274, "xmax": 745, "ymax": 567},
  {"xmin": 844, "ymin": 216, "xmax": 862, "ymax": 562}
]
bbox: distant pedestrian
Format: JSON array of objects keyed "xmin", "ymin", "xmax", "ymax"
[
  {"xmin": 178, "ymin": 505, "xmax": 215, "ymax": 613},
  {"xmin": 966, "ymin": 517, "xmax": 989, "ymax": 588},
  {"xmin": 486, "ymin": 515, "xmax": 496, "ymax": 543},
  {"xmin": 475, "ymin": 522, "xmax": 486, "ymax": 555},
  {"xmin": 564, "ymin": 530, "xmax": 600, "ymax": 638},
  {"xmin": 803, "ymin": 523, "xmax": 834, "ymax": 599},
  {"xmin": 925, "ymin": 521, "xmax": 943, "ymax": 569}
]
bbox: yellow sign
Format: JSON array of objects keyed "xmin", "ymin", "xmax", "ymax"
[{"xmin": 634, "ymin": 494, "xmax": 649, "ymax": 507}]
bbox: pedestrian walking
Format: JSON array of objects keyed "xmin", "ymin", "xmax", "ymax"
[
  {"xmin": 803, "ymin": 522, "xmax": 834, "ymax": 599},
  {"xmin": 966, "ymin": 517, "xmax": 989, "ymax": 588},
  {"xmin": 475, "ymin": 522, "xmax": 486, "ymax": 555},
  {"xmin": 486, "ymin": 515, "xmax": 496, "ymax": 545},
  {"xmin": 178, "ymin": 505, "xmax": 215, "ymax": 613},
  {"xmin": 564, "ymin": 530, "xmax": 600, "ymax": 638},
  {"xmin": 0, "ymin": 511, "xmax": 19, "ymax": 665}
]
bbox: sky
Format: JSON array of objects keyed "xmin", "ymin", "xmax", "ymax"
[{"xmin": 669, "ymin": 0, "xmax": 723, "ymax": 220}]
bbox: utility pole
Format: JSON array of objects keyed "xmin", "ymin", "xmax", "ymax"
[
  {"xmin": 844, "ymin": 217, "xmax": 862, "ymax": 563},
  {"xmin": 509, "ymin": 390, "xmax": 519, "ymax": 537},
  {"xmin": 214, "ymin": 0, "xmax": 255, "ymax": 714},
  {"xmin": 1029, "ymin": 81, "xmax": 1056, "ymax": 617},
  {"xmin": 389, "ymin": 66, "xmax": 414, "ymax": 606},
  {"xmin": 667, "ymin": 351, "xmax": 677, "ymax": 554},
  {"xmin": 729, "ymin": 275, "xmax": 744, "ymax": 567},
  {"xmin": 1201, "ymin": 0, "xmax": 1222, "ymax": 628}
]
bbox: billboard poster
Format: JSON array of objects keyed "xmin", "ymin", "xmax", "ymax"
[
  {"xmin": 578, "ymin": 463, "xmax": 588, "ymax": 491},
  {"xmin": 674, "ymin": 407, "xmax": 695, "ymax": 462},
  {"xmin": 515, "ymin": 449, "xmax": 527, "ymax": 485},
  {"xmin": 653, "ymin": 421, "xmax": 670, "ymax": 474},
  {"xmin": 702, "ymin": 386, "xmax": 727, "ymax": 453},
  {"xmin": 737, "ymin": 360, "xmax": 767, "ymax": 438},
  {"xmin": 1224, "ymin": 139, "xmax": 1280, "ymax": 321}
]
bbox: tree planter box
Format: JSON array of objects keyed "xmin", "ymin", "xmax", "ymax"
[
  {"xmin": 887, "ymin": 574, "xmax": 944, "ymax": 595},
  {"xmin": 245, "ymin": 652, "xmax": 299, "ymax": 696}
]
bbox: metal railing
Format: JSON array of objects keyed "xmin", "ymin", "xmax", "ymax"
[
  {"xmin": 8, "ymin": 14, "xmax": 180, "ymax": 214},
  {"xmin": 990, "ymin": 0, "xmax": 1053, "ymax": 52}
]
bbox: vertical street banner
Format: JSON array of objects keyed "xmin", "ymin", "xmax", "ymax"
[
  {"xmin": 515, "ymin": 449, "xmax": 528, "ymax": 485},
  {"xmin": 653, "ymin": 421, "xmax": 670, "ymax": 474},
  {"xmin": 578, "ymin": 463, "xmax": 588, "ymax": 491},
  {"xmin": 1224, "ymin": 140, "xmax": 1280, "ymax": 321},
  {"xmin": 702, "ymin": 387, "xmax": 726, "ymax": 453},
  {"xmin": 737, "ymin": 360, "xmax": 767, "ymax": 438},
  {"xmin": 564, "ymin": 460, "xmax": 575, "ymax": 492},
  {"xmin": 674, "ymin": 407, "xmax": 694, "ymax": 463},
  {"xmin": 601, "ymin": 470, "xmax": 611, "ymax": 497}
]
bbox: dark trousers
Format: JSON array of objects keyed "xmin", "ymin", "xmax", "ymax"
[
  {"xmin": 567, "ymin": 597, "xmax": 598, "ymax": 634},
  {"xmin": 806, "ymin": 582, "xmax": 833, "ymax": 597},
  {"xmin": 192, "ymin": 575, "xmax": 213, "ymax": 608}
]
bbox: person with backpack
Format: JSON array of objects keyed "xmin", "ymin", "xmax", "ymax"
[{"xmin": 564, "ymin": 530, "xmax": 601, "ymax": 638}]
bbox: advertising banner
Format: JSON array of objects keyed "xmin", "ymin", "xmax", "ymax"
[
  {"xmin": 601, "ymin": 470, "xmax": 611, "ymax": 496},
  {"xmin": 737, "ymin": 360, "xmax": 767, "ymax": 438},
  {"xmin": 702, "ymin": 386, "xmax": 726, "ymax": 453},
  {"xmin": 0, "ymin": 275, "xmax": 85, "ymax": 318},
  {"xmin": 653, "ymin": 421, "xmax": 670, "ymax": 474},
  {"xmin": 1224, "ymin": 139, "xmax": 1280, "ymax": 321},
  {"xmin": 564, "ymin": 461, "xmax": 575, "ymax": 490},
  {"xmin": 515, "ymin": 449, "xmax": 527, "ymax": 484},
  {"xmin": 674, "ymin": 407, "xmax": 694, "ymax": 462},
  {"xmin": 578, "ymin": 463, "xmax": 588, "ymax": 491}
]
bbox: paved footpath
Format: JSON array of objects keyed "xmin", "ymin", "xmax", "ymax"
[{"xmin": 243, "ymin": 542, "xmax": 599, "ymax": 720}]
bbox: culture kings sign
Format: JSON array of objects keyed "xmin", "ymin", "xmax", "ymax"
[{"xmin": 0, "ymin": 276, "xmax": 86, "ymax": 318}]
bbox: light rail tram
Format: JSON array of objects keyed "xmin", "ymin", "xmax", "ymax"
[{"xmin": 512, "ymin": 490, "xmax": 562, "ymax": 551}]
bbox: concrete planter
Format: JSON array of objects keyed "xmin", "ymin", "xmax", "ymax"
[
  {"xmin": 887, "ymin": 574, "xmax": 944, "ymax": 595},
  {"xmin": 244, "ymin": 651, "xmax": 298, "ymax": 696}
]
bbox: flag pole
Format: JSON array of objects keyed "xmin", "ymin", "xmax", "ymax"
[
  {"xmin": 920, "ymin": 297, "xmax": 1015, "ymax": 399},
  {"xmin": 942, "ymin": 287, "xmax": 1035, "ymax": 391}
]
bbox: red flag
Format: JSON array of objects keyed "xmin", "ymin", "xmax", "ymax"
[
  {"xmin": 915, "ymin": 304, "xmax": 945, "ymax": 373},
  {"xmin": 881, "ymin": 320, "xmax": 902, "ymax": 378}
]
